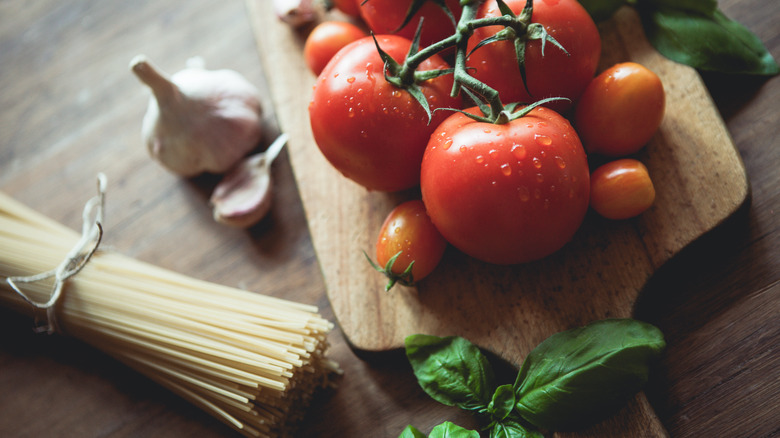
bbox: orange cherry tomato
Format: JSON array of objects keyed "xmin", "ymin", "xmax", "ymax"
[
  {"xmin": 372, "ymin": 200, "xmax": 447, "ymax": 290},
  {"xmin": 589, "ymin": 158, "xmax": 655, "ymax": 220},
  {"xmin": 303, "ymin": 21, "xmax": 367, "ymax": 76},
  {"xmin": 575, "ymin": 62, "xmax": 665, "ymax": 157}
]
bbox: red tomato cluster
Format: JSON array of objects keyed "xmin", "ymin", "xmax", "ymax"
[{"xmin": 304, "ymin": 0, "xmax": 666, "ymax": 286}]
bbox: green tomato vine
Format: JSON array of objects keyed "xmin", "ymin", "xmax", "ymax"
[{"xmin": 373, "ymin": 0, "xmax": 569, "ymax": 124}]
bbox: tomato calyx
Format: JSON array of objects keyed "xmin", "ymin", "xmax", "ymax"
[
  {"xmin": 456, "ymin": 92, "xmax": 570, "ymax": 124},
  {"xmin": 372, "ymin": 26, "xmax": 455, "ymax": 123},
  {"xmin": 365, "ymin": 250, "xmax": 416, "ymax": 291}
]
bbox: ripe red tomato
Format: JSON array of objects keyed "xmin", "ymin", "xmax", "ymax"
[
  {"xmin": 303, "ymin": 21, "xmax": 367, "ymax": 76},
  {"xmin": 308, "ymin": 35, "xmax": 461, "ymax": 192},
  {"xmin": 420, "ymin": 106, "xmax": 590, "ymax": 265},
  {"xmin": 575, "ymin": 62, "xmax": 665, "ymax": 157},
  {"xmin": 331, "ymin": 0, "xmax": 361, "ymax": 19},
  {"xmin": 372, "ymin": 199, "xmax": 448, "ymax": 289},
  {"xmin": 465, "ymin": 0, "xmax": 601, "ymax": 113},
  {"xmin": 358, "ymin": 0, "xmax": 462, "ymax": 49},
  {"xmin": 589, "ymin": 158, "xmax": 655, "ymax": 220}
]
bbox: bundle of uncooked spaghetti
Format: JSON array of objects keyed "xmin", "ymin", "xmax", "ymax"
[{"xmin": 0, "ymin": 176, "xmax": 338, "ymax": 438}]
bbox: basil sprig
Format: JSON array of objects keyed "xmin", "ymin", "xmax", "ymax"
[
  {"xmin": 400, "ymin": 318, "xmax": 665, "ymax": 437},
  {"xmin": 577, "ymin": 0, "xmax": 779, "ymax": 75}
]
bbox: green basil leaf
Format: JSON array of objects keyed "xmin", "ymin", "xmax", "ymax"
[
  {"xmin": 429, "ymin": 421, "xmax": 481, "ymax": 438},
  {"xmin": 488, "ymin": 384, "xmax": 516, "ymax": 422},
  {"xmin": 577, "ymin": 0, "xmax": 626, "ymax": 22},
  {"xmin": 405, "ymin": 335, "xmax": 495, "ymax": 411},
  {"xmin": 513, "ymin": 319, "xmax": 665, "ymax": 430},
  {"xmin": 641, "ymin": 0, "xmax": 717, "ymax": 15},
  {"xmin": 642, "ymin": 6, "xmax": 779, "ymax": 75},
  {"xmin": 489, "ymin": 419, "xmax": 544, "ymax": 438},
  {"xmin": 399, "ymin": 425, "xmax": 428, "ymax": 438}
]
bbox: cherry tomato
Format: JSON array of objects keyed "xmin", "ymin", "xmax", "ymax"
[
  {"xmin": 308, "ymin": 35, "xmax": 461, "ymax": 192},
  {"xmin": 331, "ymin": 0, "xmax": 361, "ymax": 19},
  {"xmin": 372, "ymin": 199, "xmax": 448, "ymax": 289},
  {"xmin": 303, "ymin": 21, "xmax": 367, "ymax": 76},
  {"xmin": 420, "ymin": 106, "xmax": 590, "ymax": 265},
  {"xmin": 575, "ymin": 62, "xmax": 665, "ymax": 157},
  {"xmin": 589, "ymin": 158, "xmax": 655, "ymax": 220},
  {"xmin": 465, "ymin": 0, "xmax": 601, "ymax": 113},
  {"xmin": 358, "ymin": 0, "xmax": 462, "ymax": 49}
]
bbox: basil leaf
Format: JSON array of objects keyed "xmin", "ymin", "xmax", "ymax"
[
  {"xmin": 488, "ymin": 384, "xmax": 516, "ymax": 422},
  {"xmin": 577, "ymin": 0, "xmax": 626, "ymax": 22},
  {"xmin": 399, "ymin": 425, "xmax": 428, "ymax": 438},
  {"xmin": 513, "ymin": 319, "xmax": 665, "ymax": 430},
  {"xmin": 490, "ymin": 419, "xmax": 544, "ymax": 438},
  {"xmin": 429, "ymin": 422, "xmax": 481, "ymax": 438},
  {"xmin": 641, "ymin": 6, "xmax": 779, "ymax": 75},
  {"xmin": 405, "ymin": 335, "xmax": 496, "ymax": 412}
]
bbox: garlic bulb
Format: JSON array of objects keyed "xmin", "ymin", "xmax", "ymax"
[
  {"xmin": 210, "ymin": 133, "xmax": 288, "ymax": 228},
  {"xmin": 130, "ymin": 55, "xmax": 263, "ymax": 177}
]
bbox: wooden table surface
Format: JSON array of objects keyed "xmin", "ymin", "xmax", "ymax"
[{"xmin": 0, "ymin": 1, "xmax": 777, "ymax": 437}]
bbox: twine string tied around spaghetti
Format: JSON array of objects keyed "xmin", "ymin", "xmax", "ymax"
[{"xmin": 5, "ymin": 173, "xmax": 107, "ymax": 334}]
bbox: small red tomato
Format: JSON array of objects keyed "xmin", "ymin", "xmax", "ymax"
[
  {"xmin": 303, "ymin": 21, "xmax": 367, "ymax": 76},
  {"xmin": 589, "ymin": 158, "xmax": 655, "ymax": 220},
  {"xmin": 331, "ymin": 0, "xmax": 361, "ymax": 19},
  {"xmin": 575, "ymin": 62, "xmax": 665, "ymax": 157},
  {"xmin": 372, "ymin": 200, "xmax": 447, "ymax": 290}
]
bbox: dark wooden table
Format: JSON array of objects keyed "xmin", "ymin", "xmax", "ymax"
[{"xmin": 0, "ymin": 1, "xmax": 777, "ymax": 437}]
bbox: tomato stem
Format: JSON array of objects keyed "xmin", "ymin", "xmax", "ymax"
[{"xmin": 384, "ymin": 0, "xmax": 570, "ymax": 124}]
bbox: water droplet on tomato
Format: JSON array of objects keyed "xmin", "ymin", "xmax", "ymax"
[
  {"xmin": 511, "ymin": 144, "xmax": 527, "ymax": 160},
  {"xmin": 536, "ymin": 173, "xmax": 544, "ymax": 183},
  {"xmin": 443, "ymin": 139, "xmax": 453, "ymax": 150},
  {"xmin": 347, "ymin": 76, "xmax": 356, "ymax": 84},
  {"xmin": 501, "ymin": 163, "xmax": 512, "ymax": 176},
  {"xmin": 483, "ymin": 128, "xmax": 492, "ymax": 134},
  {"xmin": 554, "ymin": 156, "xmax": 566, "ymax": 169},
  {"xmin": 535, "ymin": 134, "xmax": 552, "ymax": 146},
  {"xmin": 533, "ymin": 157, "xmax": 542, "ymax": 169},
  {"xmin": 476, "ymin": 155, "xmax": 485, "ymax": 164},
  {"xmin": 518, "ymin": 186, "xmax": 530, "ymax": 201},
  {"xmin": 348, "ymin": 108, "xmax": 355, "ymax": 118},
  {"xmin": 392, "ymin": 90, "xmax": 402, "ymax": 98},
  {"xmin": 459, "ymin": 145, "xmax": 467, "ymax": 153},
  {"xmin": 488, "ymin": 149, "xmax": 499, "ymax": 159}
]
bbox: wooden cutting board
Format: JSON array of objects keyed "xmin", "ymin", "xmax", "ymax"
[{"xmin": 247, "ymin": 2, "xmax": 748, "ymax": 436}]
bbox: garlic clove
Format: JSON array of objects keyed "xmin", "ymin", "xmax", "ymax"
[
  {"xmin": 273, "ymin": 0, "xmax": 317, "ymax": 27},
  {"xmin": 130, "ymin": 54, "xmax": 263, "ymax": 177},
  {"xmin": 210, "ymin": 133, "xmax": 288, "ymax": 228}
]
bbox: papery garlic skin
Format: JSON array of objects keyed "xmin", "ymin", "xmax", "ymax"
[
  {"xmin": 273, "ymin": 0, "xmax": 316, "ymax": 27},
  {"xmin": 131, "ymin": 55, "xmax": 263, "ymax": 177}
]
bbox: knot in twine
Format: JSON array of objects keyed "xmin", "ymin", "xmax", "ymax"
[{"xmin": 6, "ymin": 174, "xmax": 107, "ymax": 334}]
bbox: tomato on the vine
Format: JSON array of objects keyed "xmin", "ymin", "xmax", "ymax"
[
  {"xmin": 309, "ymin": 35, "xmax": 461, "ymax": 192},
  {"xmin": 420, "ymin": 106, "xmax": 590, "ymax": 265},
  {"xmin": 465, "ymin": 0, "xmax": 601, "ymax": 113},
  {"xmin": 358, "ymin": 0, "xmax": 462, "ymax": 50},
  {"xmin": 303, "ymin": 21, "xmax": 367, "ymax": 76},
  {"xmin": 589, "ymin": 158, "xmax": 655, "ymax": 220},
  {"xmin": 575, "ymin": 62, "xmax": 665, "ymax": 157},
  {"xmin": 370, "ymin": 199, "xmax": 448, "ymax": 290}
]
